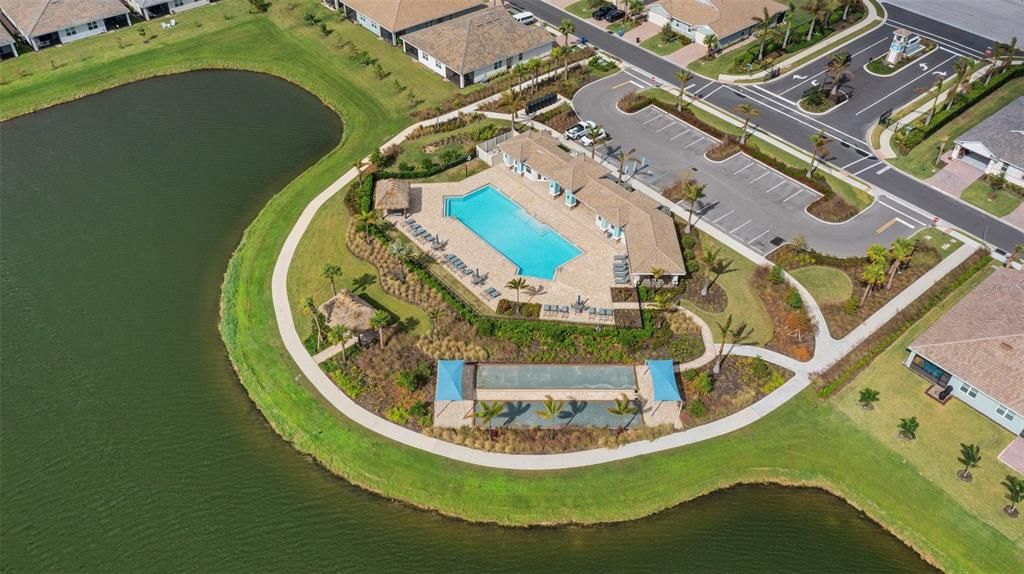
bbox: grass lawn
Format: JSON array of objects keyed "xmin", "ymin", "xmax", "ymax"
[
  {"xmin": 914, "ymin": 228, "xmax": 964, "ymax": 260},
  {"xmin": 835, "ymin": 265, "xmax": 1024, "ymax": 543},
  {"xmin": 681, "ymin": 232, "xmax": 774, "ymax": 344},
  {"xmin": 565, "ymin": 0, "xmax": 596, "ymax": 20},
  {"xmin": 889, "ymin": 78, "xmax": 1024, "ymax": 180},
  {"xmin": 392, "ymin": 118, "xmax": 504, "ymax": 169},
  {"xmin": 639, "ymin": 34, "xmax": 687, "ymax": 56},
  {"xmin": 790, "ymin": 265, "xmax": 853, "ymax": 305},
  {"xmin": 8, "ymin": 3, "xmax": 1023, "ymax": 571},
  {"xmin": 960, "ymin": 179, "xmax": 1024, "ymax": 217},
  {"xmin": 640, "ymin": 88, "xmax": 872, "ymax": 212}
]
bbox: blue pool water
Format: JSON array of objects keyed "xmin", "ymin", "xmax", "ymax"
[
  {"xmin": 476, "ymin": 364, "xmax": 637, "ymax": 390},
  {"xmin": 444, "ymin": 185, "xmax": 582, "ymax": 280}
]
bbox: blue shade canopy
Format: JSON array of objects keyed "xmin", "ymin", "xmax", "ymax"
[
  {"xmin": 435, "ymin": 360, "xmax": 465, "ymax": 401},
  {"xmin": 646, "ymin": 360, "xmax": 680, "ymax": 401}
]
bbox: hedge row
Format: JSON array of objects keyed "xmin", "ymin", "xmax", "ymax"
[{"xmin": 816, "ymin": 252, "xmax": 990, "ymax": 398}]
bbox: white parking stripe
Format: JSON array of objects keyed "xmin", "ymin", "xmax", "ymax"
[
  {"xmin": 684, "ymin": 137, "xmax": 705, "ymax": 148},
  {"xmin": 731, "ymin": 220, "xmax": 751, "ymax": 233},
  {"xmin": 854, "ymin": 54, "xmax": 957, "ymax": 116},
  {"xmin": 670, "ymin": 130, "xmax": 690, "ymax": 140},
  {"xmin": 748, "ymin": 229, "xmax": 770, "ymax": 244},
  {"xmin": 842, "ymin": 156, "xmax": 871, "ymax": 170},
  {"xmin": 750, "ymin": 172, "xmax": 769, "ymax": 183},
  {"xmin": 876, "ymin": 165, "xmax": 891, "ymax": 175},
  {"xmin": 778, "ymin": 36, "xmax": 889, "ymax": 96},
  {"xmin": 783, "ymin": 190, "xmax": 804, "ymax": 202},
  {"xmin": 656, "ymin": 123, "xmax": 674, "ymax": 132},
  {"xmin": 643, "ymin": 114, "xmax": 663, "ymax": 125},
  {"xmin": 712, "ymin": 209, "xmax": 734, "ymax": 223},
  {"xmin": 733, "ymin": 162, "xmax": 754, "ymax": 175},
  {"xmin": 703, "ymin": 85, "xmax": 724, "ymax": 98},
  {"xmin": 765, "ymin": 181, "xmax": 785, "ymax": 193},
  {"xmin": 852, "ymin": 162, "xmax": 880, "ymax": 176},
  {"xmin": 878, "ymin": 199, "xmax": 926, "ymax": 227}
]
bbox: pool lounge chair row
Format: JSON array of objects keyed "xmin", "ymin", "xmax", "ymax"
[
  {"xmin": 542, "ymin": 304, "xmax": 570, "ymax": 318},
  {"xmin": 589, "ymin": 307, "xmax": 615, "ymax": 322},
  {"xmin": 443, "ymin": 253, "xmax": 478, "ymax": 278},
  {"xmin": 481, "ymin": 287, "xmax": 501, "ymax": 301},
  {"xmin": 613, "ymin": 258, "xmax": 631, "ymax": 285}
]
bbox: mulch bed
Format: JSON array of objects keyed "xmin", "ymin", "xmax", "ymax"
[
  {"xmin": 679, "ymin": 357, "xmax": 793, "ymax": 427},
  {"xmin": 614, "ymin": 308, "xmax": 644, "ymax": 328},
  {"xmin": 751, "ymin": 267, "xmax": 815, "ymax": 361},
  {"xmin": 807, "ymin": 193, "xmax": 859, "ymax": 222},
  {"xmin": 679, "ymin": 277, "xmax": 728, "ymax": 313}
]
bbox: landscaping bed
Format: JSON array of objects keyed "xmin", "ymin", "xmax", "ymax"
[
  {"xmin": 478, "ymin": 55, "xmax": 617, "ymax": 115},
  {"xmin": 799, "ymin": 87, "xmax": 843, "ymax": 113},
  {"xmin": 752, "ymin": 266, "xmax": 816, "ymax": 361},
  {"xmin": 680, "ymin": 357, "xmax": 793, "ymax": 426},
  {"xmin": 422, "ymin": 423, "xmax": 674, "ymax": 454},
  {"xmin": 771, "ymin": 232, "xmax": 954, "ymax": 339},
  {"xmin": 864, "ymin": 40, "xmax": 936, "ymax": 76},
  {"xmin": 533, "ymin": 102, "xmax": 580, "ymax": 133}
]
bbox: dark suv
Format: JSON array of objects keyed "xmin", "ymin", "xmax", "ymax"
[
  {"xmin": 604, "ymin": 8, "xmax": 626, "ymax": 22},
  {"xmin": 591, "ymin": 5, "xmax": 614, "ymax": 19}
]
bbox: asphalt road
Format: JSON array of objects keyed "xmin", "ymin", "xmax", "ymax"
[
  {"xmin": 513, "ymin": 0, "xmax": 1024, "ymax": 251},
  {"xmin": 576, "ymin": 74, "xmax": 921, "ymax": 256}
]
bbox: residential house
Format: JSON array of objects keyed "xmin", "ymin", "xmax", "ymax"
[
  {"xmin": 496, "ymin": 131, "xmax": 686, "ymax": 286},
  {"xmin": 0, "ymin": 0, "xmax": 130, "ymax": 51},
  {"xmin": 319, "ymin": 289, "xmax": 378, "ymax": 345},
  {"xmin": 401, "ymin": 7, "xmax": 554, "ymax": 89},
  {"xmin": 0, "ymin": 23, "xmax": 17, "ymax": 59},
  {"xmin": 952, "ymin": 96, "xmax": 1024, "ymax": 187},
  {"xmin": 904, "ymin": 268, "xmax": 1024, "ymax": 435},
  {"xmin": 328, "ymin": 0, "xmax": 484, "ymax": 46},
  {"xmin": 647, "ymin": 0, "xmax": 786, "ymax": 48},
  {"xmin": 124, "ymin": 0, "xmax": 208, "ymax": 21}
]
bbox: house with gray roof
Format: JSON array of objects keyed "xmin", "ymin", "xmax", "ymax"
[
  {"xmin": 904, "ymin": 267, "xmax": 1024, "ymax": 435},
  {"xmin": 647, "ymin": 0, "xmax": 785, "ymax": 48},
  {"xmin": 328, "ymin": 0, "xmax": 485, "ymax": 46},
  {"xmin": 952, "ymin": 96, "xmax": 1024, "ymax": 187},
  {"xmin": 0, "ymin": 0, "xmax": 130, "ymax": 51},
  {"xmin": 123, "ymin": 0, "xmax": 208, "ymax": 21},
  {"xmin": 0, "ymin": 22, "xmax": 17, "ymax": 59},
  {"xmin": 401, "ymin": 7, "xmax": 555, "ymax": 89}
]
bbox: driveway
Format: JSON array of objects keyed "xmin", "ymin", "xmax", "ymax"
[
  {"xmin": 927, "ymin": 155, "xmax": 984, "ymax": 197},
  {"xmin": 573, "ymin": 73, "xmax": 923, "ymax": 256}
]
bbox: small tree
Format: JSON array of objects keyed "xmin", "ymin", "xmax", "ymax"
[
  {"xmin": 701, "ymin": 247, "xmax": 730, "ymax": 296},
  {"xmin": 1002, "ymin": 475, "xmax": 1024, "ymax": 518},
  {"xmin": 786, "ymin": 289, "xmax": 803, "ymax": 309},
  {"xmin": 505, "ymin": 277, "xmax": 529, "ymax": 315},
  {"xmin": 859, "ymin": 261, "xmax": 887, "ymax": 306},
  {"xmin": 369, "ymin": 310, "xmax": 392, "ymax": 350},
  {"xmin": 321, "ymin": 264, "xmax": 342, "ymax": 296},
  {"xmin": 944, "ymin": 58, "xmax": 973, "ymax": 112},
  {"xmin": 858, "ymin": 387, "xmax": 880, "ymax": 410},
  {"xmin": 807, "ymin": 130, "xmax": 831, "ymax": 178},
  {"xmin": 607, "ymin": 394, "xmax": 639, "ymax": 431},
  {"xmin": 734, "ymin": 102, "xmax": 761, "ymax": 144},
  {"xmin": 303, "ymin": 296, "xmax": 326, "ymax": 352},
  {"xmin": 616, "ymin": 147, "xmax": 637, "ymax": 183},
  {"xmin": 356, "ymin": 209, "xmax": 381, "ymax": 243},
  {"xmin": 585, "ymin": 123, "xmax": 605, "ymax": 160},
  {"xmin": 898, "ymin": 416, "xmax": 919, "ymax": 440},
  {"xmin": 536, "ymin": 395, "xmax": 565, "ymax": 436},
  {"xmin": 682, "ymin": 177, "xmax": 706, "ymax": 233},
  {"xmin": 649, "ymin": 267, "xmax": 665, "ymax": 293},
  {"xmin": 703, "ymin": 34, "xmax": 718, "ymax": 58},
  {"xmin": 886, "ymin": 238, "xmax": 915, "ymax": 288},
  {"xmin": 675, "ymin": 69, "xmax": 692, "ymax": 111},
  {"xmin": 501, "ymin": 89, "xmax": 524, "ymax": 131},
  {"xmin": 470, "ymin": 401, "xmax": 505, "ymax": 432},
  {"xmin": 328, "ymin": 325, "xmax": 351, "ymax": 362},
  {"xmin": 558, "ymin": 18, "xmax": 575, "ymax": 47},
  {"xmin": 769, "ymin": 264, "xmax": 784, "ymax": 284},
  {"xmin": 957, "ymin": 443, "xmax": 982, "ymax": 481},
  {"xmin": 388, "ymin": 241, "xmax": 413, "ymax": 282},
  {"xmin": 751, "ymin": 7, "xmax": 774, "ymax": 62},
  {"xmin": 693, "ymin": 371, "xmax": 714, "ymax": 396}
]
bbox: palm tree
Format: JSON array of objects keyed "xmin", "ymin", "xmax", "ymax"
[
  {"xmin": 734, "ymin": 102, "xmax": 761, "ymax": 144},
  {"xmin": 551, "ymin": 46, "xmax": 570, "ymax": 81},
  {"xmin": 1005, "ymin": 244, "xmax": 1024, "ymax": 268},
  {"xmin": 944, "ymin": 58, "xmax": 973, "ymax": 112},
  {"xmin": 536, "ymin": 395, "xmax": 564, "ymax": 435},
  {"xmin": 781, "ymin": 2, "xmax": 796, "ymax": 49},
  {"xmin": 1001, "ymin": 36, "xmax": 1017, "ymax": 71},
  {"xmin": 505, "ymin": 277, "xmax": 529, "ymax": 315},
  {"xmin": 502, "ymin": 89, "xmax": 524, "ymax": 131},
  {"xmin": 525, "ymin": 58, "xmax": 542, "ymax": 93},
  {"xmin": 586, "ymin": 123, "xmax": 605, "ymax": 160},
  {"xmin": 815, "ymin": 0, "xmax": 834, "ymax": 31},
  {"xmin": 840, "ymin": 0, "xmax": 857, "ymax": 20},
  {"xmin": 470, "ymin": 401, "xmax": 505, "ymax": 431},
  {"xmin": 321, "ymin": 263, "xmax": 342, "ymax": 295},
  {"xmin": 923, "ymin": 75, "xmax": 944, "ymax": 125},
  {"xmin": 806, "ymin": 130, "xmax": 830, "ymax": 177},
  {"xmin": 649, "ymin": 267, "xmax": 666, "ymax": 292},
  {"xmin": 886, "ymin": 238, "xmax": 914, "ymax": 288},
  {"xmin": 328, "ymin": 325, "xmax": 351, "ymax": 362},
  {"xmin": 752, "ymin": 7, "xmax": 774, "ymax": 62},
  {"xmin": 934, "ymin": 135, "xmax": 950, "ymax": 167},
  {"xmin": 675, "ymin": 69, "xmax": 693, "ymax": 111},
  {"xmin": 607, "ymin": 394, "xmax": 639, "ymax": 431},
  {"xmin": 712, "ymin": 314, "xmax": 733, "ymax": 374},
  {"xmin": 651, "ymin": 291, "xmax": 673, "ymax": 327},
  {"xmin": 802, "ymin": 0, "xmax": 822, "ymax": 42},
  {"xmin": 983, "ymin": 44, "xmax": 1002, "ymax": 86},
  {"xmin": 303, "ymin": 296, "xmax": 325, "ymax": 352},
  {"xmin": 866, "ymin": 242, "xmax": 890, "ymax": 265},
  {"xmin": 701, "ymin": 247, "xmax": 726, "ymax": 296},
  {"xmin": 626, "ymin": 0, "xmax": 645, "ymax": 23},
  {"xmin": 616, "ymin": 148, "xmax": 637, "ymax": 183},
  {"xmin": 1002, "ymin": 475, "xmax": 1024, "ymax": 517},
  {"xmin": 355, "ymin": 209, "xmax": 380, "ymax": 243},
  {"xmin": 957, "ymin": 443, "xmax": 982, "ymax": 481},
  {"xmin": 703, "ymin": 34, "xmax": 718, "ymax": 58},
  {"xmin": 369, "ymin": 310, "xmax": 391, "ymax": 350},
  {"xmin": 388, "ymin": 241, "xmax": 412, "ymax": 281},
  {"xmin": 826, "ymin": 51, "xmax": 851, "ymax": 97},
  {"xmin": 558, "ymin": 18, "xmax": 575, "ymax": 47},
  {"xmin": 859, "ymin": 261, "xmax": 887, "ymax": 305},
  {"xmin": 682, "ymin": 177, "xmax": 706, "ymax": 233},
  {"xmin": 858, "ymin": 387, "xmax": 880, "ymax": 409},
  {"xmin": 897, "ymin": 416, "xmax": 919, "ymax": 440}
]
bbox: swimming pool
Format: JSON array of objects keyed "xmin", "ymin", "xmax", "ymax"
[
  {"xmin": 444, "ymin": 185, "xmax": 581, "ymax": 280},
  {"xmin": 476, "ymin": 364, "xmax": 637, "ymax": 391}
]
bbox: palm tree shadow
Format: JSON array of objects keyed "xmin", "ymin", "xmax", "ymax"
[
  {"xmin": 558, "ymin": 400, "xmax": 589, "ymax": 428},
  {"xmin": 351, "ymin": 273, "xmax": 377, "ymax": 293},
  {"xmin": 501, "ymin": 401, "xmax": 531, "ymax": 426}
]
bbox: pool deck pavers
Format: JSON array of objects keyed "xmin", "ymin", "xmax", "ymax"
[{"xmin": 401, "ymin": 166, "xmax": 625, "ymax": 317}]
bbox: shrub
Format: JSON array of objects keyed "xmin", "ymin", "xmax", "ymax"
[
  {"xmin": 248, "ymin": 0, "xmax": 270, "ymax": 12},
  {"xmin": 786, "ymin": 289, "xmax": 803, "ymax": 309},
  {"xmin": 769, "ymin": 264, "xmax": 784, "ymax": 284},
  {"xmin": 751, "ymin": 356, "xmax": 771, "ymax": 380},
  {"xmin": 396, "ymin": 371, "xmax": 417, "ymax": 392},
  {"xmin": 439, "ymin": 148, "xmax": 465, "ymax": 165},
  {"xmin": 694, "ymin": 371, "xmax": 714, "ymax": 396},
  {"xmin": 898, "ymin": 416, "xmax": 919, "ymax": 440},
  {"xmin": 369, "ymin": 149, "xmax": 384, "ymax": 168},
  {"xmin": 420, "ymin": 157, "xmax": 435, "ymax": 172},
  {"xmin": 409, "ymin": 401, "xmax": 430, "ymax": 418},
  {"xmin": 397, "ymin": 162, "xmax": 413, "ymax": 173},
  {"xmin": 689, "ymin": 398, "xmax": 708, "ymax": 418},
  {"xmin": 302, "ymin": 9, "xmax": 318, "ymax": 25},
  {"xmin": 386, "ymin": 406, "xmax": 411, "ymax": 424},
  {"xmin": 843, "ymin": 296, "xmax": 860, "ymax": 315},
  {"xmin": 760, "ymin": 370, "xmax": 786, "ymax": 394}
]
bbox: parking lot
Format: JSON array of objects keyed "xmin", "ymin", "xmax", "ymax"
[{"xmin": 574, "ymin": 74, "xmax": 924, "ymax": 256}]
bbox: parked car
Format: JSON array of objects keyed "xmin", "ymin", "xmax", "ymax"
[
  {"xmin": 512, "ymin": 11, "xmax": 535, "ymax": 25},
  {"xmin": 604, "ymin": 9, "xmax": 626, "ymax": 23},
  {"xmin": 563, "ymin": 121, "xmax": 596, "ymax": 140},
  {"xmin": 591, "ymin": 5, "xmax": 614, "ymax": 20},
  {"xmin": 579, "ymin": 128, "xmax": 607, "ymax": 147}
]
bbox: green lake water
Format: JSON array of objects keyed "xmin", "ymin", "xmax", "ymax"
[{"xmin": 0, "ymin": 70, "xmax": 934, "ymax": 572}]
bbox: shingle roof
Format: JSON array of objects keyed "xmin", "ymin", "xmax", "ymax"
[
  {"xmin": 374, "ymin": 179, "xmax": 411, "ymax": 211},
  {"xmin": 910, "ymin": 268, "xmax": 1024, "ymax": 410},
  {"xmin": 341, "ymin": 0, "xmax": 483, "ymax": 33},
  {"xmin": 0, "ymin": 0, "xmax": 127, "ymax": 38},
  {"xmin": 401, "ymin": 7, "xmax": 554, "ymax": 75},
  {"xmin": 955, "ymin": 97, "xmax": 1024, "ymax": 168},
  {"xmin": 497, "ymin": 131, "xmax": 686, "ymax": 276},
  {"xmin": 654, "ymin": 0, "xmax": 785, "ymax": 39}
]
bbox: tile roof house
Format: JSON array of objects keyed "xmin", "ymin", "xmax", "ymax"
[
  {"xmin": 123, "ymin": 0, "xmax": 209, "ymax": 21},
  {"xmin": 496, "ymin": 131, "xmax": 686, "ymax": 285},
  {"xmin": 905, "ymin": 268, "xmax": 1024, "ymax": 435},
  {"xmin": 648, "ymin": 0, "xmax": 786, "ymax": 47},
  {"xmin": 0, "ymin": 22, "xmax": 17, "ymax": 59},
  {"xmin": 330, "ymin": 0, "xmax": 484, "ymax": 46},
  {"xmin": 401, "ymin": 7, "xmax": 555, "ymax": 88},
  {"xmin": 952, "ymin": 96, "xmax": 1024, "ymax": 187},
  {"xmin": 0, "ymin": 0, "xmax": 131, "ymax": 51}
]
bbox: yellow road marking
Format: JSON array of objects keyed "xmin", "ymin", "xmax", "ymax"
[
  {"xmin": 611, "ymin": 81, "xmax": 632, "ymax": 89},
  {"xmin": 876, "ymin": 218, "xmax": 898, "ymax": 234}
]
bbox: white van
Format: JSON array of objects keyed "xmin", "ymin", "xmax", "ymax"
[{"xmin": 512, "ymin": 11, "xmax": 536, "ymax": 25}]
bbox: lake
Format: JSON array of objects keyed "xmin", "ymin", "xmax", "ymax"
[{"xmin": 0, "ymin": 70, "xmax": 933, "ymax": 572}]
